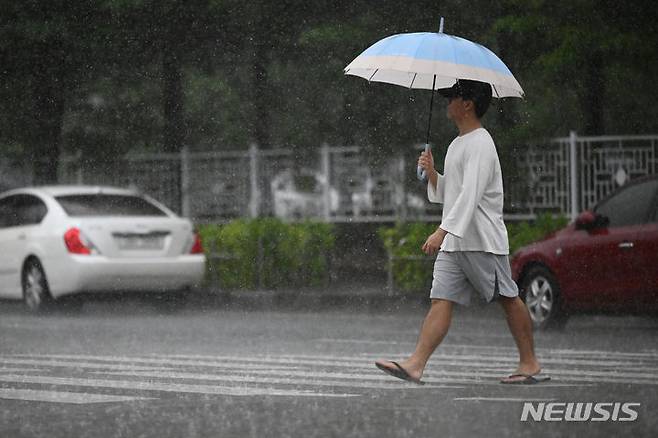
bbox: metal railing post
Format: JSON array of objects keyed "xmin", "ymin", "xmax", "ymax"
[
  {"xmin": 569, "ymin": 131, "xmax": 579, "ymax": 220},
  {"xmin": 180, "ymin": 145, "xmax": 191, "ymax": 218},
  {"xmin": 249, "ymin": 143, "xmax": 260, "ymax": 218}
]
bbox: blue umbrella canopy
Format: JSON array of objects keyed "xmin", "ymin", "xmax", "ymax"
[{"xmin": 344, "ymin": 29, "xmax": 523, "ymax": 98}]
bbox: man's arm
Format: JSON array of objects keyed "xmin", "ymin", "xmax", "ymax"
[{"xmin": 422, "ymin": 227, "xmax": 447, "ymax": 255}]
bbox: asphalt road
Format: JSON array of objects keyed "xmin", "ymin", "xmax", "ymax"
[{"xmin": 0, "ymin": 292, "xmax": 657, "ymax": 438}]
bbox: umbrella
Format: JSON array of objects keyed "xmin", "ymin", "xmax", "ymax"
[{"xmin": 344, "ymin": 18, "xmax": 523, "ymax": 180}]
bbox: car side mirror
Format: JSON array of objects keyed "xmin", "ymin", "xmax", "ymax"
[
  {"xmin": 575, "ymin": 211, "xmax": 595, "ymax": 229},
  {"xmin": 575, "ymin": 210, "xmax": 608, "ymax": 230}
]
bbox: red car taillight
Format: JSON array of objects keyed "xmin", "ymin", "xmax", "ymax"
[
  {"xmin": 190, "ymin": 232, "xmax": 204, "ymax": 254},
  {"xmin": 64, "ymin": 227, "xmax": 92, "ymax": 255}
]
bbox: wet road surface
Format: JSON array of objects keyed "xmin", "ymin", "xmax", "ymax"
[{"xmin": 1, "ymin": 294, "xmax": 656, "ymax": 437}]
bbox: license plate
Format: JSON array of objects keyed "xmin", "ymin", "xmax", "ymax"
[{"xmin": 115, "ymin": 235, "xmax": 165, "ymax": 250}]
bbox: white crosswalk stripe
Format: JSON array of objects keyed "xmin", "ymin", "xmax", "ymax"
[
  {"xmin": 0, "ymin": 388, "xmax": 154, "ymax": 404},
  {"xmin": 0, "ymin": 344, "xmax": 656, "ymax": 404}
]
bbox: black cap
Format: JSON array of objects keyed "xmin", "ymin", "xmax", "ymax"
[{"xmin": 438, "ymin": 79, "xmax": 492, "ymax": 118}]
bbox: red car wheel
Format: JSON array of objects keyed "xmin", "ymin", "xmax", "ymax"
[{"xmin": 521, "ymin": 266, "xmax": 568, "ymax": 330}]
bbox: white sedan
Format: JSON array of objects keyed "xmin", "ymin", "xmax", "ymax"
[{"xmin": 0, "ymin": 186, "xmax": 206, "ymax": 311}]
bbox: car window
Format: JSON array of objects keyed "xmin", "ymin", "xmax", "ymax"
[
  {"xmin": 0, "ymin": 196, "xmax": 17, "ymax": 228},
  {"xmin": 0, "ymin": 194, "xmax": 47, "ymax": 227},
  {"xmin": 14, "ymin": 195, "xmax": 48, "ymax": 225},
  {"xmin": 55, "ymin": 194, "xmax": 167, "ymax": 217},
  {"xmin": 595, "ymin": 179, "xmax": 658, "ymax": 227}
]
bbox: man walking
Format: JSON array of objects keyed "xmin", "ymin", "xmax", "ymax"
[{"xmin": 375, "ymin": 79, "xmax": 548, "ymax": 385}]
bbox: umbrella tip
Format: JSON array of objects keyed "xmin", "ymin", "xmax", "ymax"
[{"xmin": 439, "ymin": 17, "xmax": 444, "ymax": 33}]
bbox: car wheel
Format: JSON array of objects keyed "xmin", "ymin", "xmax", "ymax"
[
  {"xmin": 521, "ymin": 266, "xmax": 568, "ymax": 330},
  {"xmin": 22, "ymin": 259, "xmax": 53, "ymax": 312}
]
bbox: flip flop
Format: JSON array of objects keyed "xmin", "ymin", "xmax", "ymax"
[
  {"xmin": 375, "ymin": 361, "xmax": 425, "ymax": 385},
  {"xmin": 500, "ymin": 372, "xmax": 551, "ymax": 385}
]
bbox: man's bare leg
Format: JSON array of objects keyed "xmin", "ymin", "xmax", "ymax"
[
  {"xmin": 376, "ymin": 299, "xmax": 453, "ymax": 381},
  {"xmin": 499, "ymin": 296, "xmax": 541, "ymax": 375}
]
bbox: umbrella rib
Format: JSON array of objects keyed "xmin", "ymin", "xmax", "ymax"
[
  {"xmin": 409, "ymin": 73, "xmax": 417, "ymax": 89},
  {"xmin": 492, "ymin": 83, "xmax": 500, "ymax": 98},
  {"xmin": 368, "ymin": 69, "xmax": 379, "ymax": 83}
]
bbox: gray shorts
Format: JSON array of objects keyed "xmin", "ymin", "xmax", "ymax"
[{"xmin": 430, "ymin": 251, "xmax": 519, "ymax": 306}]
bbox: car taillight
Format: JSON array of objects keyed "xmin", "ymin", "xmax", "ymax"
[
  {"xmin": 190, "ymin": 232, "xmax": 204, "ymax": 254},
  {"xmin": 64, "ymin": 227, "xmax": 92, "ymax": 255}
]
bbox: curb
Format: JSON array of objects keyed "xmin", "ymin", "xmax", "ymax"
[{"xmin": 190, "ymin": 288, "xmax": 430, "ymax": 312}]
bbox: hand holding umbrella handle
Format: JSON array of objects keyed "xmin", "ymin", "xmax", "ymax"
[{"xmin": 417, "ymin": 144, "xmax": 430, "ymax": 182}]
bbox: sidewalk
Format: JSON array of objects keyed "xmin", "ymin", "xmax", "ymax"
[{"xmin": 193, "ymin": 281, "xmax": 431, "ymax": 312}]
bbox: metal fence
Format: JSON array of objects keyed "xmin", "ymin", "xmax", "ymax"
[
  {"xmin": 56, "ymin": 144, "xmax": 443, "ymax": 223},
  {"xmin": 2, "ymin": 133, "xmax": 656, "ymax": 222},
  {"xmin": 517, "ymin": 133, "xmax": 658, "ymax": 219}
]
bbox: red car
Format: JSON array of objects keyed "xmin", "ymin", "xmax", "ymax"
[{"xmin": 511, "ymin": 175, "xmax": 658, "ymax": 329}]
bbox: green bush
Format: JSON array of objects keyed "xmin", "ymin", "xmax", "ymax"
[
  {"xmin": 506, "ymin": 213, "xmax": 569, "ymax": 254},
  {"xmin": 378, "ymin": 222, "xmax": 437, "ymax": 293},
  {"xmin": 198, "ymin": 219, "xmax": 335, "ymax": 290},
  {"xmin": 379, "ymin": 213, "xmax": 569, "ymax": 292}
]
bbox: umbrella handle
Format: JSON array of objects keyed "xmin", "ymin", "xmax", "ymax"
[{"xmin": 417, "ymin": 144, "xmax": 430, "ymax": 182}]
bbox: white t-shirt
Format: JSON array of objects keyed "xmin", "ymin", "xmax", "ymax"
[{"xmin": 427, "ymin": 128, "xmax": 510, "ymax": 255}]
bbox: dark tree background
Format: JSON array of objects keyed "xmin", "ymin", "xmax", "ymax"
[{"xmin": 1, "ymin": 0, "xmax": 657, "ymax": 182}]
